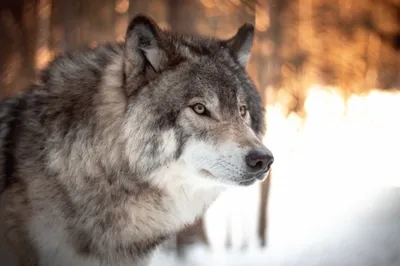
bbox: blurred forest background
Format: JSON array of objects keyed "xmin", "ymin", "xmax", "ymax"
[
  {"xmin": 1, "ymin": 0, "xmax": 400, "ymax": 260},
  {"xmin": 2, "ymin": 0, "xmax": 400, "ymax": 105}
]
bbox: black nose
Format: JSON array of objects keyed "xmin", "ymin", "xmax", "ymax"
[{"xmin": 245, "ymin": 148, "xmax": 274, "ymax": 174}]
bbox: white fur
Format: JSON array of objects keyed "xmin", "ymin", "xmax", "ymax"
[
  {"xmin": 147, "ymin": 159, "xmax": 225, "ymax": 225},
  {"xmin": 160, "ymin": 129, "xmax": 178, "ymax": 158},
  {"xmin": 145, "ymin": 139, "xmax": 252, "ymax": 228},
  {"xmin": 181, "ymin": 140, "xmax": 250, "ymax": 184}
]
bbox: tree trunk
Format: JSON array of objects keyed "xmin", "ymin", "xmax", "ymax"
[{"xmin": 0, "ymin": 0, "xmax": 38, "ymax": 97}]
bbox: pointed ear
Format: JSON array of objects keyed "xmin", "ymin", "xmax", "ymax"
[
  {"xmin": 225, "ymin": 23, "xmax": 255, "ymax": 67},
  {"xmin": 124, "ymin": 15, "xmax": 168, "ymax": 79}
]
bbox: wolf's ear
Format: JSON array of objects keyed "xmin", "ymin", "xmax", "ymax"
[
  {"xmin": 225, "ymin": 23, "xmax": 254, "ymax": 67},
  {"xmin": 124, "ymin": 15, "xmax": 167, "ymax": 79}
]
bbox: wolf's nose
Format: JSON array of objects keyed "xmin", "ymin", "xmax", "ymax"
[{"xmin": 245, "ymin": 148, "xmax": 274, "ymax": 174}]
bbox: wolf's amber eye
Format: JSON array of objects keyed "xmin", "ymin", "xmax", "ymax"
[
  {"xmin": 192, "ymin": 103, "xmax": 207, "ymax": 115},
  {"xmin": 239, "ymin": 106, "xmax": 247, "ymax": 117}
]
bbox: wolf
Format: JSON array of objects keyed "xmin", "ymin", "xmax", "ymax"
[{"xmin": 0, "ymin": 14, "xmax": 274, "ymax": 266}]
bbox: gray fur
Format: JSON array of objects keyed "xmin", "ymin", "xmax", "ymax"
[{"xmin": 0, "ymin": 14, "xmax": 272, "ymax": 266}]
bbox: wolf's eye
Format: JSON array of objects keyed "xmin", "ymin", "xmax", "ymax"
[
  {"xmin": 192, "ymin": 103, "xmax": 207, "ymax": 115},
  {"xmin": 239, "ymin": 106, "xmax": 247, "ymax": 117}
]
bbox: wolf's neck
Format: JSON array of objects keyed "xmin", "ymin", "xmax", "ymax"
[
  {"xmin": 126, "ymin": 162, "xmax": 225, "ymax": 243},
  {"xmin": 130, "ymin": 179, "xmax": 222, "ymax": 240}
]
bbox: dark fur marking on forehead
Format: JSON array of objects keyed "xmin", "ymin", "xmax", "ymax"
[
  {"xmin": 177, "ymin": 36, "xmax": 215, "ymax": 56},
  {"xmin": 202, "ymin": 61, "xmax": 265, "ymax": 135}
]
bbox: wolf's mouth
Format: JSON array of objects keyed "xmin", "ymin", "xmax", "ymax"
[
  {"xmin": 238, "ymin": 169, "xmax": 270, "ymax": 186},
  {"xmin": 255, "ymin": 169, "xmax": 270, "ymax": 181},
  {"xmin": 238, "ymin": 178, "xmax": 257, "ymax": 186}
]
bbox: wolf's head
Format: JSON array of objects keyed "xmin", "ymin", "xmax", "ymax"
[{"xmin": 122, "ymin": 15, "xmax": 273, "ymax": 189}]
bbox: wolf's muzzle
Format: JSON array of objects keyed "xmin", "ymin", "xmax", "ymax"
[{"xmin": 245, "ymin": 147, "xmax": 274, "ymax": 180}]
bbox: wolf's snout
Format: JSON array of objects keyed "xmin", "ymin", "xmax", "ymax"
[{"xmin": 245, "ymin": 148, "xmax": 274, "ymax": 177}]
